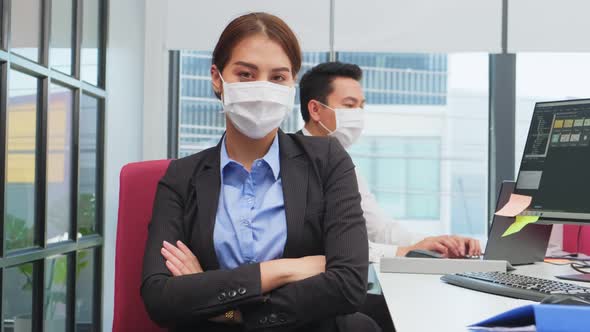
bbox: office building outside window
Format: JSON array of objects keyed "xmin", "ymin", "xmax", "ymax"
[{"xmin": 175, "ymin": 51, "xmax": 489, "ymax": 238}]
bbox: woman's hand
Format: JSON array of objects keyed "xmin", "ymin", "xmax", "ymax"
[
  {"xmin": 397, "ymin": 235, "xmax": 482, "ymax": 258},
  {"xmin": 161, "ymin": 240, "xmax": 203, "ymax": 276},
  {"xmin": 288, "ymin": 255, "xmax": 326, "ymax": 283},
  {"xmin": 161, "ymin": 241, "xmax": 241, "ymax": 324}
]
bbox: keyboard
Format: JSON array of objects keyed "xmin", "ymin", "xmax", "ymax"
[{"xmin": 441, "ymin": 271, "xmax": 590, "ymax": 302}]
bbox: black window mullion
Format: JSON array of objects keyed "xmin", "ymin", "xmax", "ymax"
[
  {"xmin": 95, "ymin": 98, "xmax": 105, "ymax": 237},
  {"xmin": 0, "ymin": 268, "xmax": 3, "ymax": 332},
  {"xmin": 66, "ymin": 253, "xmax": 76, "ymax": 332},
  {"xmin": 168, "ymin": 50, "xmax": 180, "ymax": 159},
  {"xmin": 72, "ymin": 0, "xmax": 81, "ymax": 79},
  {"xmin": 32, "ymin": 259, "xmax": 45, "ymax": 332},
  {"xmin": 93, "ymin": 247, "xmax": 102, "ymax": 331},
  {"xmin": 0, "ymin": 62, "xmax": 6, "ymax": 257},
  {"xmin": 98, "ymin": 0, "xmax": 107, "ymax": 89},
  {"xmin": 41, "ymin": 0, "xmax": 51, "ymax": 67},
  {"xmin": 36, "ymin": 77, "xmax": 49, "ymax": 248},
  {"xmin": 71, "ymin": 89, "xmax": 80, "ymax": 241},
  {"xmin": 1, "ymin": 0, "xmax": 9, "ymax": 50}
]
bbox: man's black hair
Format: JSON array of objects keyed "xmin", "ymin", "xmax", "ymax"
[{"xmin": 299, "ymin": 61, "xmax": 362, "ymax": 123}]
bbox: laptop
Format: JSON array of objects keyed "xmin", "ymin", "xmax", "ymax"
[{"xmin": 483, "ymin": 181, "xmax": 553, "ymax": 265}]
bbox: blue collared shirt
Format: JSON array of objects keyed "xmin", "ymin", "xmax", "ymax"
[{"xmin": 213, "ymin": 135, "xmax": 287, "ymax": 270}]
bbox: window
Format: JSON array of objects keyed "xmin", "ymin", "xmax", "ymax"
[
  {"xmin": 340, "ymin": 53, "xmax": 489, "ymax": 237},
  {"xmin": 1, "ymin": 1, "xmax": 107, "ymax": 330},
  {"xmin": 176, "ymin": 51, "xmax": 329, "ymax": 157},
  {"xmin": 172, "ymin": 51, "xmax": 489, "ymax": 238},
  {"xmin": 515, "ymin": 53, "xmax": 590, "ymax": 171}
]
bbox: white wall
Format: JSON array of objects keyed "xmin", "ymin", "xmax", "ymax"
[
  {"xmin": 103, "ymin": 0, "xmax": 146, "ymax": 330},
  {"xmin": 143, "ymin": 0, "xmax": 170, "ymax": 160}
]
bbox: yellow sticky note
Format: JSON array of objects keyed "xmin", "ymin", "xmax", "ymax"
[{"xmin": 502, "ymin": 215, "xmax": 540, "ymax": 237}]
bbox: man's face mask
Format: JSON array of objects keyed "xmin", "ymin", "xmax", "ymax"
[{"xmin": 317, "ymin": 101, "xmax": 365, "ymax": 149}]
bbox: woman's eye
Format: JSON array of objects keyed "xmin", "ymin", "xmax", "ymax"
[
  {"xmin": 272, "ymin": 76, "xmax": 285, "ymax": 82},
  {"xmin": 239, "ymin": 72, "xmax": 253, "ymax": 79}
]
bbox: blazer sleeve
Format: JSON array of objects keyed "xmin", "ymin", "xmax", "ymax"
[
  {"xmin": 240, "ymin": 137, "xmax": 369, "ymax": 331},
  {"xmin": 140, "ymin": 160, "xmax": 265, "ymax": 328}
]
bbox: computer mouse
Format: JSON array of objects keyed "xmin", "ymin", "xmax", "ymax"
[
  {"xmin": 405, "ymin": 249, "xmax": 444, "ymax": 259},
  {"xmin": 541, "ymin": 294, "xmax": 590, "ymax": 306}
]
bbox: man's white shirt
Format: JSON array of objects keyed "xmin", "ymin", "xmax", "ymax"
[{"xmin": 301, "ymin": 127, "xmax": 422, "ymax": 262}]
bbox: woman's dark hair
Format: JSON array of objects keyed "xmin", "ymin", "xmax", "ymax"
[
  {"xmin": 212, "ymin": 12, "xmax": 302, "ymax": 77},
  {"xmin": 299, "ymin": 62, "xmax": 363, "ymax": 122}
]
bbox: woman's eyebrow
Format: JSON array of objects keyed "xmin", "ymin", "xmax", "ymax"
[
  {"xmin": 271, "ymin": 67, "xmax": 291, "ymax": 73},
  {"xmin": 233, "ymin": 61, "xmax": 258, "ymax": 70}
]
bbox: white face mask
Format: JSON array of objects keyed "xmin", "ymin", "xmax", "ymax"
[
  {"xmin": 317, "ymin": 102, "xmax": 365, "ymax": 149},
  {"xmin": 218, "ymin": 74, "xmax": 295, "ymax": 139}
]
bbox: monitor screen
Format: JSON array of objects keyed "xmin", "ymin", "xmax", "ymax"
[{"xmin": 515, "ymin": 99, "xmax": 590, "ymax": 222}]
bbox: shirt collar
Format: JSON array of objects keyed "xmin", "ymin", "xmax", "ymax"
[
  {"xmin": 301, "ymin": 127, "xmax": 312, "ymax": 136},
  {"xmin": 220, "ymin": 134, "xmax": 281, "ymax": 180}
]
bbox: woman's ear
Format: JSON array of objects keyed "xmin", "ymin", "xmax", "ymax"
[
  {"xmin": 308, "ymin": 100, "xmax": 322, "ymax": 122},
  {"xmin": 211, "ymin": 65, "xmax": 222, "ymax": 98}
]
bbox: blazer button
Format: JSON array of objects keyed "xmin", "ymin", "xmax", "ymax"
[
  {"xmin": 217, "ymin": 292, "xmax": 226, "ymax": 301},
  {"xmin": 259, "ymin": 316, "xmax": 268, "ymax": 324},
  {"xmin": 269, "ymin": 313, "xmax": 278, "ymax": 323},
  {"xmin": 238, "ymin": 287, "xmax": 247, "ymax": 295},
  {"xmin": 278, "ymin": 313, "xmax": 287, "ymax": 323},
  {"xmin": 228, "ymin": 289, "xmax": 237, "ymax": 298}
]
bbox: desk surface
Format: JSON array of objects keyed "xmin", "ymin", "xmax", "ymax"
[{"xmin": 376, "ymin": 262, "xmax": 588, "ymax": 332}]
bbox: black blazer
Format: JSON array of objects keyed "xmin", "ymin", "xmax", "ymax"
[{"xmin": 141, "ymin": 131, "xmax": 369, "ymax": 331}]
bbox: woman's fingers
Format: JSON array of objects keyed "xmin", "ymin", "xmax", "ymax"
[
  {"xmin": 165, "ymin": 260, "xmax": 182, "ymax": 276},
  {"xmin": 161, "ymin": 247, "xmax": 191, "ymax": 275},
  {"xmin": 163, "ymin": 240, "xmax": 187, "ymax": 261},
  {"xmin": 177, "ymin": 241, "xmax": 203, "ymax": 272}
]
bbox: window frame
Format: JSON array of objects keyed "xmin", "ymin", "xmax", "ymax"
[{"xmin": 0, "ymin": 0, "xmax": 108, "ymax": 330}]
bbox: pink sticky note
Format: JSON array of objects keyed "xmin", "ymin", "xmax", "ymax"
[{"xmin": 495, "ymin": 194, "xmax": 532, "ymax": 217}]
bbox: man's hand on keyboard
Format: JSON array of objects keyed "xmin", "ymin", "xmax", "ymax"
[{"xmin": 397, "ymin": 235, "xmax": 482, "ymax": 258}]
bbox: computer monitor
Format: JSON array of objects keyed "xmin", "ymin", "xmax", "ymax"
[
  {"xmin": 515, "ymin": 98, "xmax": 590, "ymax": 224},
  {"xmin": 515, "ymin": 98, "xmax": 590, "ymax": 282}
]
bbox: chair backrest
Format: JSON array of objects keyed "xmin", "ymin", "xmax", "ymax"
[
  {"xmin": 563, "ymin": 225, "xmax": 590, "ymax": 255},
  {"xmin": 113, "ymin": 160, "xmax": 171, "ymax": 332}
]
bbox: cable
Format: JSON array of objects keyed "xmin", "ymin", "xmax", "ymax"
[{"xmin": 571, "ymin": 263, "xmax": 590, "ymax": 274}]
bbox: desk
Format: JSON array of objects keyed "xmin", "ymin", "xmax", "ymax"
[{"xmin": 376, "ymin": 262, "xmax": 588, "ymax": 332}]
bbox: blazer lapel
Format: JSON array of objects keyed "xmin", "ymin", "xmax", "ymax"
[
  {"xmin": 192, "ymin": 142, "xmax": 222, "ymax": 270},
  {"xmin": 279, "ymin": 131, "xmax": 308, "ymax": 258}
]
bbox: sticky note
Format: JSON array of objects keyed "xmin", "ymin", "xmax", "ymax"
[
  {"xmin": 495, "ymin": 194, "xmax": 532, "ymax": 217},
  {"xmin": 502, "ymin": 216, "xmax": 540, "ymax": 237}
]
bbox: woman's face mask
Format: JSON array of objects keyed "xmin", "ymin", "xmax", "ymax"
[{"xmin": 219, "ymin": 73, "xmax": 295, "ymax": 139}]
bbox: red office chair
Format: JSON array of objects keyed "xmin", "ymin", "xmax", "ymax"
[
  {"xmin": 113, "ymin": 160, "xmax": 171, "ymax": 332},
  {"xmin": 563, "ymin": 225, "xmax": 590, "ymax": 255}
]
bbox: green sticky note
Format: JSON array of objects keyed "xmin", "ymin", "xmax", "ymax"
[{"xmin": 501, "ymin": 215, "xmax": 540, "ymax": 237}]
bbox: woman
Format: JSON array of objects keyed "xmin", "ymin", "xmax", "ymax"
[{"xmin": 141, "ymin": 13, "xmax": 378, "ymax": 332}]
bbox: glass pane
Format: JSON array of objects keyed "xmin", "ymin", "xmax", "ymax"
[
  {"xmin": 10, "ymin": 0, "xmax": 41, "ymax": 62},
  {"xmin": 3, "ymin": 263, "xmax": 34, "ymax": 331},
  {"xmin": 50, "ymin": 0, "xmax": 74, "ymax": 75},
  {"xmin": 81, "ymin": 0, "xmax": 101, "ymax": 85},
  {"xmin": 339, "ymin": 53, "xmax": 489, "ymax": 238},
  {"xmin": 177, "ymin": 51, "xmax": 329, "ymax": 157},
  {"xmin": 5, "ymin": 70, "xmax": 37, "ymax": 251},
  {"xmin": 47, "ymin": 84, "xmax": 73, "ymax": 243},
  {"xmin": 78, "ymin": 94, "xmax": 99, "ymax": 236},
  {"xmin": 515, "ymin": 54, "xmax": 590, "ymax": 171},
  {"xmin": 44, "ymin": 255, "xmax": 69, "ymax": 331},
  {"xmin": 76, "ymin": 249, "xmax": 96, "ymax": 332}
]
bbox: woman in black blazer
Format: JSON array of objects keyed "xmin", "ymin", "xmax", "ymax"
[{"xmin": 141, "ymin": 12, "xmax": 378, "ymax": 332}]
